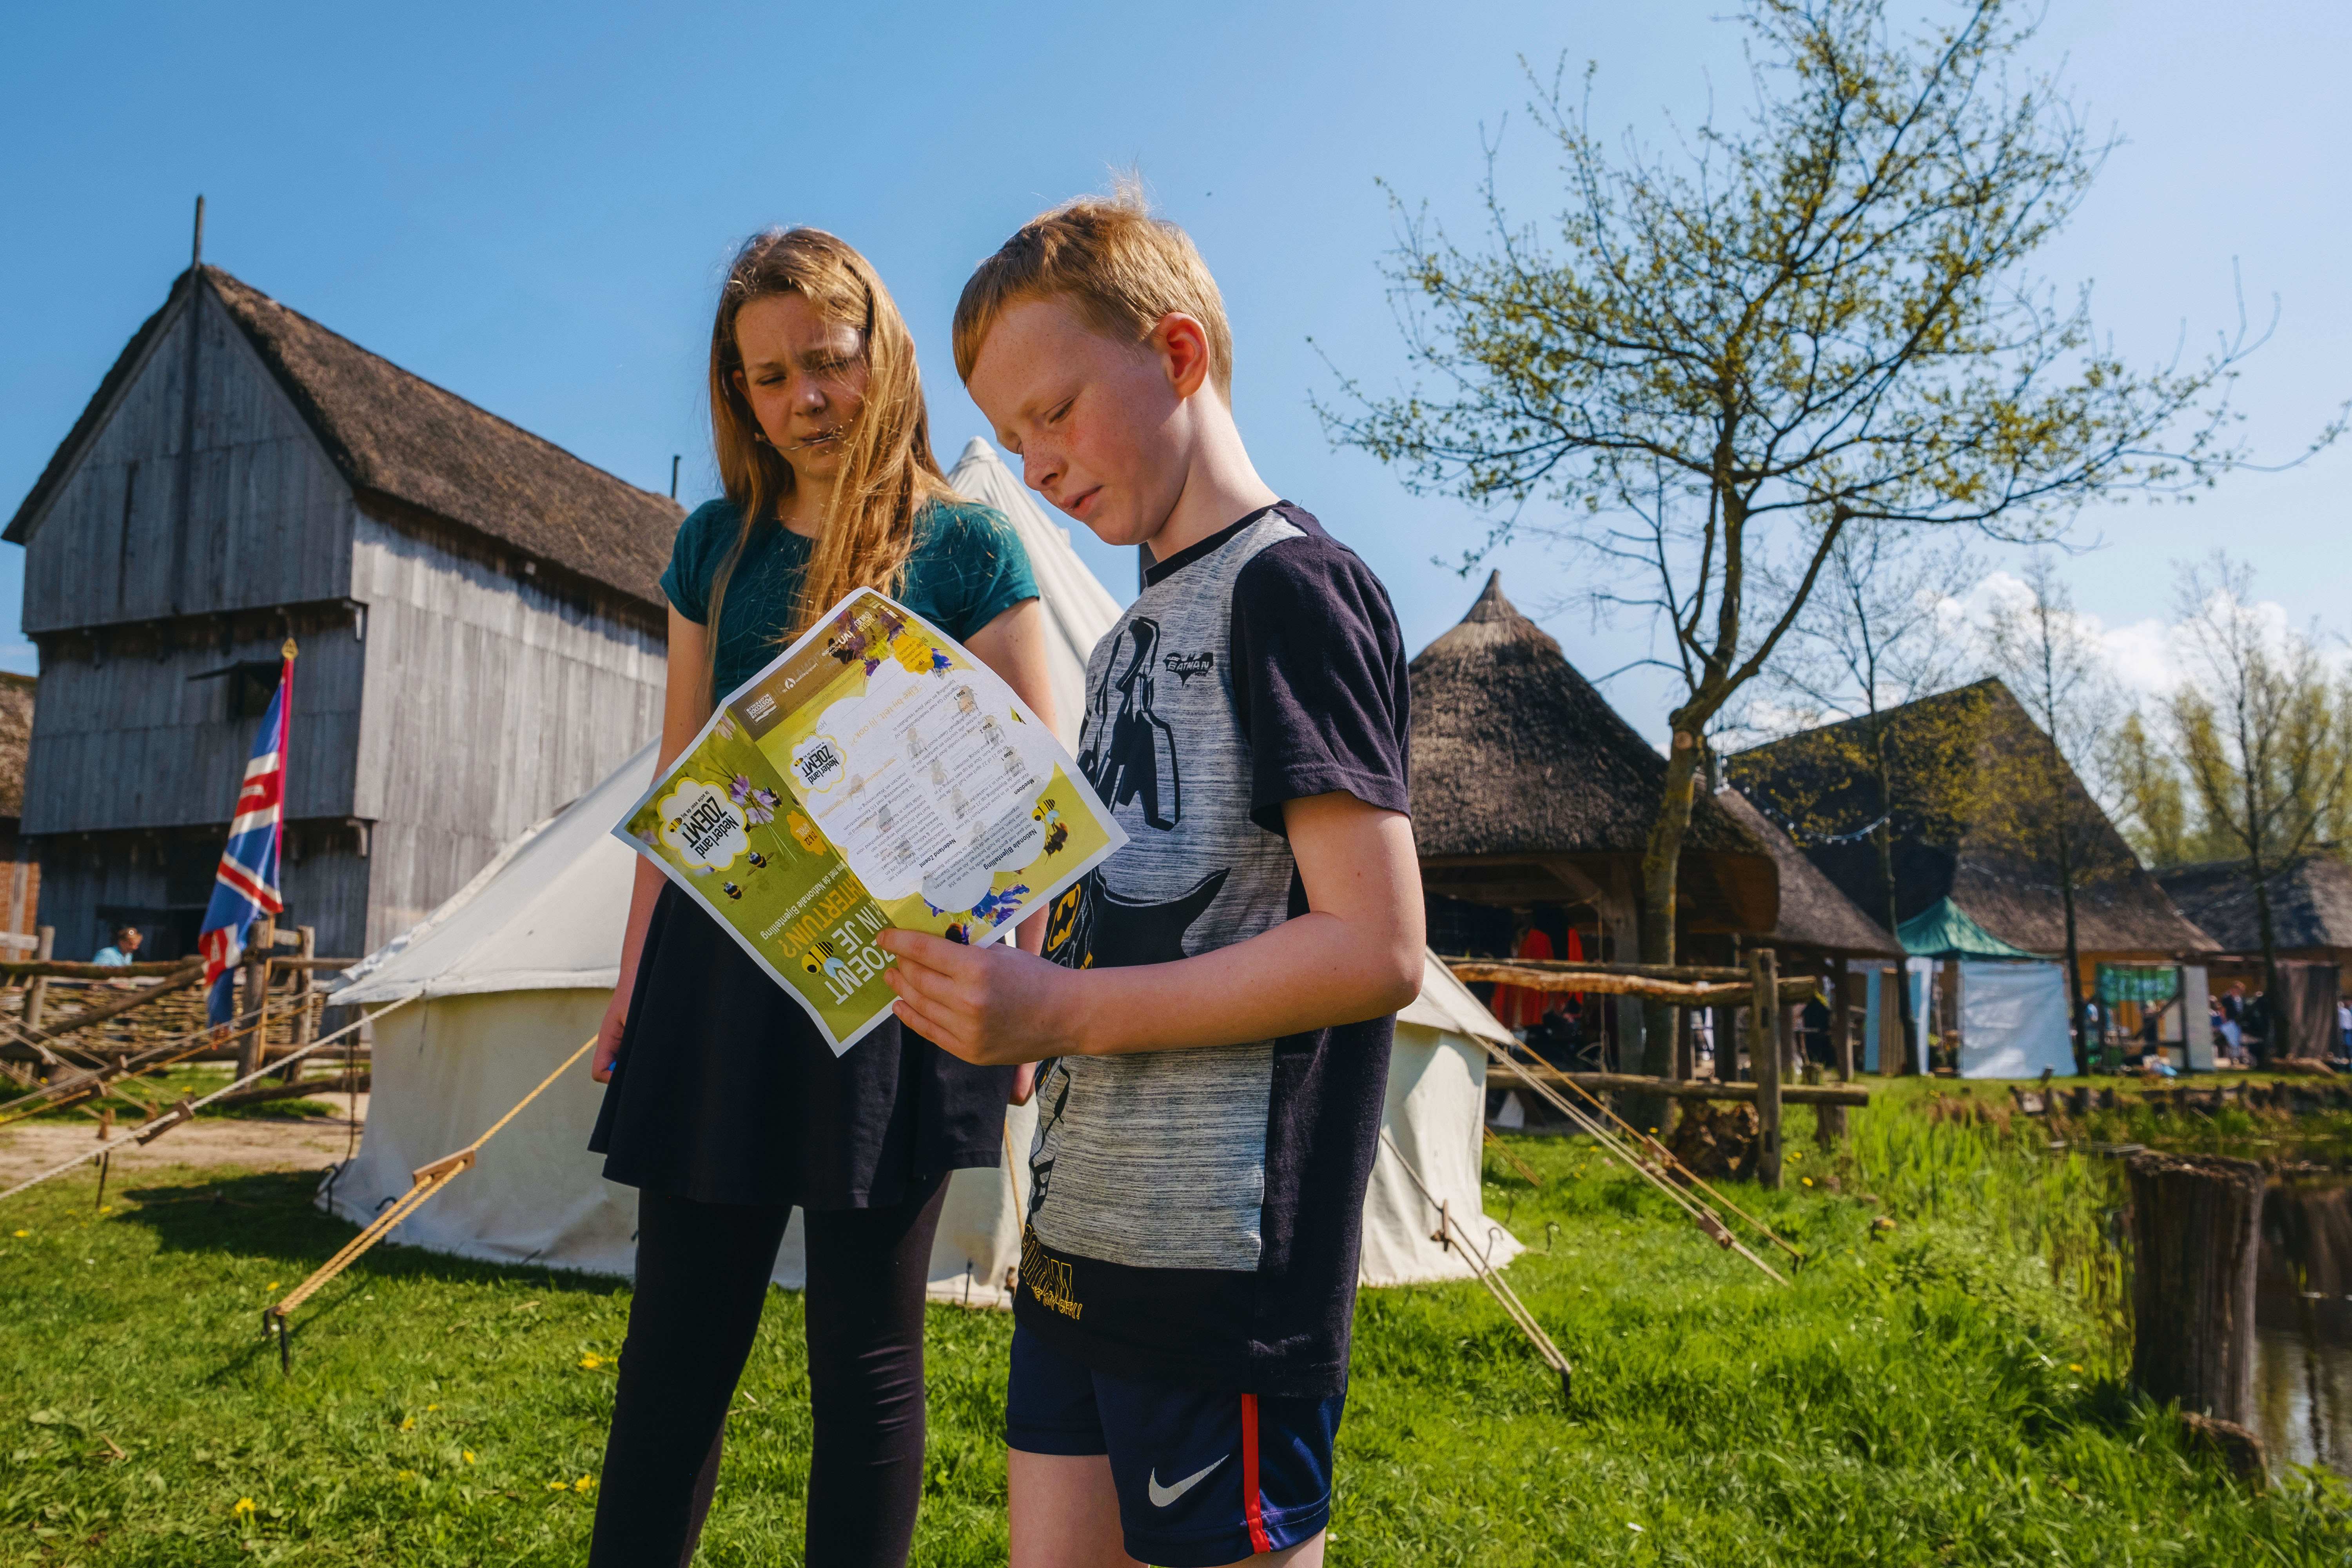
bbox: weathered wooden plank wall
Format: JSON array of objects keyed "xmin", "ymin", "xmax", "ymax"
[
  {"xmin": 25, "ymin": 630, "xmax": 364, "ymax": 833},
  {"xmin": 35, "ymin": 833, "xmax": 372, "ymax": 960},
  {"xmin": 348, "ymin": 510, "xmax": 662, "ymax": 950},
  {"xmin": 18, "ymin": 287, "xmax": 353, "ymax": 633}
]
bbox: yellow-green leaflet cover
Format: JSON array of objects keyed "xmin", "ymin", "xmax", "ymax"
[{"xmin": 613, "ymin": 588, "xmax": 1126, "ymax": 1054}]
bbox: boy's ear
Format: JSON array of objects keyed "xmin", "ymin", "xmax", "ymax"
[{"xmin": 1150, "ymin": 312, "xmax": 1214, "ymax": 401}]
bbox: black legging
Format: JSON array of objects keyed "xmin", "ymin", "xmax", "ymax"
[{"xmin": 588, "ymin": 1175, "xmax": 950, "ymax": 1567}]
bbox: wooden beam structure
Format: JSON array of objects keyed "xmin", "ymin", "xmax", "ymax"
[
  {"xmin": 1449, "ymin": 961, "xmax": 1820, "ymax": 1006},
  {"xmin": 1504, "ymin": 1066, "xmax": 1869, "ymax": 1107},
  {"xmin": 1751, "ymin": 948, "xmax": 1783, "ymax": 1189}
]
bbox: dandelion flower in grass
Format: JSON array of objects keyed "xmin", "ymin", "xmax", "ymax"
[
  {"xmin": 426, "ymin": 1404, "xmax": 439, "ymax": 1412},
  {"xmin": 397, "ymin": 1470, "xmax": 417, "ymax": 1483},
  {"xmin": 546, "ymin": 1480, "xmax": 570, "ymax": 1492},
  {"xmin": 463, "ymin": 1451, "xmax": 476, "ymax": 1465},
  {"xmin": 1801, "ymin": 1177, "xmax": 1813, "ymax": 1187},
  {"xmin": 11, "ymin": 1230, "xmax": 25, "ymax": 1238},
  {"xmin": 400, "ymin": 1417, "xmax": 416, "ymax": 1431},
  {"xmin": 574, "ymin": 1475, "xmax": 596, "ymax": 1493},
  {"xmin": 2067, "ymin": 1363, "xmax": 2083, "ymax": 1374},
  {"xmin": 579, "ymin": 1352, "xmax": 606, "ymax": 1370},
  {"xmin": 265, "ymin": 1281, "xmax": 279, "ymax": 1291},
  {"xmin": 232, "ymin": 1498, "xmax": 256, "ymax": 1518}
]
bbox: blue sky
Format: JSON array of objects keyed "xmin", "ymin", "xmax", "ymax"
[{"xmin": 4, "ymin": 0, "xmax": 2346, "ymax": 742}]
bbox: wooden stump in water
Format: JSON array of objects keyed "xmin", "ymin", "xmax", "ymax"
[{"xmin": 2126, "ymin": 1151, "xmax": 2262, "ymax": 1426}]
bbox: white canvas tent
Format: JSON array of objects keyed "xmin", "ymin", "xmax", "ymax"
[
  {"xmin": 1955, "ymin": 960, "xmax": 2075, "ymax": 1080},
  {"xmin": 944, "ymin": 437, "xmax": 1122, "ymax": 750},
  {"xmin": 325, "ymin": 440, "xmax": 1517, "ymax": 1297}
]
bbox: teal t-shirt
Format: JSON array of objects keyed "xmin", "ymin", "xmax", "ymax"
[{"xmin": 662, "ymin": 497, "xmax": 1040, "ymax": 699}]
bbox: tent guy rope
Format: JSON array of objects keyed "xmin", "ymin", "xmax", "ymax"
[
  {"xmin": 263, "ymin": 1031, "xmax": 599, "ymax": 1372},
  {"xmin": 1379, "ymin": 1129, "xmax": 1572, "ymax": 1397},
  {"xmin": 1480, "ymin": 1040, "xmax": 1793, "ymax": 1286}
]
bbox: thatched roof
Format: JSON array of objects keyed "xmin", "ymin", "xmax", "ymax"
[
  {"xmin": 2154, "ymin": 854, "xmax": 2352, "ymax": 955},
  {"xmin": 1713, "ymin": 787, "xmax": 1901, "ymax": 957},
  {"xmin": 0, "ymin": 673, "xmax": 31, "ymax": 821},
  {"xmin": 1409, "ymin": 573, "xmax": 1776, "ymax": 929},
  {"xmin": 1731, "ymin": 679, "xmax": 2216, "ymax": 958},
  {"xmin": 7, "ymin": 267, "xmax": 682, "ymax": 610}
]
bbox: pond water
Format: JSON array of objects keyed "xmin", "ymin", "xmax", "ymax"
[{"xmin": 2255, "ymin": 1174, "xmax": 2352, "ymax": 1478}]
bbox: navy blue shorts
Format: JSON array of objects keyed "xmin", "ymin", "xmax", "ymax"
[{"xmin": 1005, "ymin": 1326, "xmax": 1344, "ymax": 1566}]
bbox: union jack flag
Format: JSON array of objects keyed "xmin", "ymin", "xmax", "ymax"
[{"xmin": 198, "ymin": 648, "xmax": 291, "ymax": 1026}]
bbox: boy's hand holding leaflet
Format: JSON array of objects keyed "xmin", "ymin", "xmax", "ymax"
[
  {"xmin": 614, "ymin": 587, "xmax": 1125, "ymax": 1054},
  {"xmin": 882, "ymin": 791, "xmax": 1422, "ymax": 1063}
]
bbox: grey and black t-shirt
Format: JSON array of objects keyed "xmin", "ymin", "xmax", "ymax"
[{"xmin": 1019, "ymin": 502, "xmax": 1411, "ymax": 1399}]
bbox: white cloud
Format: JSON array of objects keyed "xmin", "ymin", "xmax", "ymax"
[{"xmin": 1937, "ymin": 570, "xmax": 2343, "ymax": 707}]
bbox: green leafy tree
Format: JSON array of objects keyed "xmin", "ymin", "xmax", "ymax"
[
  {"xmin": 1321, "ymin": 0, "xmax": 2283, "ymax": 1091},
  {"xmin": 2163, "ymin": 555, "xmax": 2352, "ymax": 1061},
  {"xmin": 2106, "ymin": 711, "xmax": 2192, "ymax": 868}
]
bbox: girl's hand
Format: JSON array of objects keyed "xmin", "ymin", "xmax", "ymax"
[
  {"xmin": 1009, "ymin": 1061, "xmax": 1038, "ymax": 1106},
  {"xmin": 591, "ymin": 988, "xmax": 629, "ymax": 1083},
  {"xmin": 879, "ymin": 930, "xmax": 1078, "ymax": 1066}
]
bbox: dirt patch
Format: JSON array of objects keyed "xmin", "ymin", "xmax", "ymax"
[{"xmin": 0, "ymin": 1095, "xmax": 369, "ymax": 1188}]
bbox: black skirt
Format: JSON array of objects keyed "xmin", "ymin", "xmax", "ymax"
[{"xmin": 590, "ymin": 882, "xmax": 1013, "ymax": 1210}]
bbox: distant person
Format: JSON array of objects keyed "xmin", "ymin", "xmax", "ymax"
[
  {"xmin": 584, "ymin": 228, "xmax": 1055, "ymax": 1568},
  {"xmin": 1801, "ymin": 989, "xmax": 1833, "ymax": 1068},
  {"xmin": 91, "ymin": 926, "xmax": 141, "ymax": 966},
  {"xmin": 2211, "ymin": 997, "xmax": 2241, "ymax": 1066},
  {"xmin": 2221, "ymin": 982, "xmax": 2254, "ymax": 1067},
  {"xmin": 2337, "ymin": 996, "xmax": 2350, "ymax": 1059}
]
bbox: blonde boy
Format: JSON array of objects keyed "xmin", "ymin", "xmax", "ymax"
[{"xmin": 879, "ymin": 192, "xmax": 1421, "ymax": 1568}]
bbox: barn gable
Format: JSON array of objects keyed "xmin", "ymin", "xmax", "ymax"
[{"xmin": 9, "ymin": 266, "xmax": 678, "ymax": 960}]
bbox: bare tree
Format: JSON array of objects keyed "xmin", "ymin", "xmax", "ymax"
[
  {"xmin": 1739, "ymin": 526, "xmax": 1981, "ymax": 1064},
  {"xmin": 1980, "ymin": 555, "xmax": 2123, "ymax": 1074},
  {"xmin": 1320, "ymin": 0, "xmax": 2286, "ymax": 1092},
  {"xmin": 2164, "ymin": 554, "xmax": 2352, "ymax": 1062}
]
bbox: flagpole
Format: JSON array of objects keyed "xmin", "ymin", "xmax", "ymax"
[{"xmin": 279, "ymin": 637, "xmax": 296, "ymax": 872}]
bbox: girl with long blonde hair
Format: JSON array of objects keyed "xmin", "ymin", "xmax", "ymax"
[{"xmin": 586, "ymin": 229, "xmax": 1054, "ymax": 1568}]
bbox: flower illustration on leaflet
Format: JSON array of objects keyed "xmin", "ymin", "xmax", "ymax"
[
  {"xmin": 729, "ymin": 775, "xmax": 780, "ymax": 826},
  {"xmin": 971, "ymin": 884, "xmax": 1031, "ymax": 926}
]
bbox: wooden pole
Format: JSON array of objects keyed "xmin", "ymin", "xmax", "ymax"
[
  {"xmin": 2126, "ymin": 1151, "xmax": 2262, "ymax": 1428},
  {"xmin": 280, "ymin": 926, "xmax": 316, "ymax": 1084},
  {"xmin": 1818, "ymin": 957, "xmax": 1853, "ymax": 1146},
  {"xmin": 24, "ymin": 926, "xmax": 54, "ymax": 1034},
  {"xmin": 1750, "ymin": 949, "xmax": 1782, "ymax": 1189},
  {"xmin": 236, "ymin": 918, "xmax": 273, "ymax": 1081}
]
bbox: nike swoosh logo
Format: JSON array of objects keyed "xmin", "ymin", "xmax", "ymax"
[{"xmin": 1147, "ymin": 1454, "xmax": 1227, "ymax": 1508}]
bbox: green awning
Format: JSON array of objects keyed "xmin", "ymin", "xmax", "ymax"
[
  {"xmin": 1896, "ymin": 898, "xmax": 2042, "ymax": 960},
  {"xmin": 2097, "ymin": 964, "xmax": 2179, "ymax": 1006}
]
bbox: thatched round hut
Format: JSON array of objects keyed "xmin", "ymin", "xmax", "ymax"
[{"xmin": 1410, "ymin": 573, "xmax": 1778, "ymax": 949}]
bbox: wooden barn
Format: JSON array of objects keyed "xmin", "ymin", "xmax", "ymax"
[
  {"xmin": 0, "ymin": 672, "xmax": 39, "ymax": 951},
  {"xmin": 2155, "ymin": 854, "xmax": 2352, "ymax": 1059},
  {"xmin": 1731, "ymin": 679, "xmax": 2216, "ymax": 1069},
  {"xmin": 1727, "ymin": 679, "xmax": 2212, "ymax": 967},
  {"xmin": 5, "ymin": 265, "xmax": 681, "ymax": 961},
  {"xmin": 2155, "ymin": 853, "xmax": 2352, "ymax": 974}
]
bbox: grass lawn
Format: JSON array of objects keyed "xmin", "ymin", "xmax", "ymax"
[{"xmin": 1, "ymin": 1082, "xmax": 2347, "ymax": 1564}]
